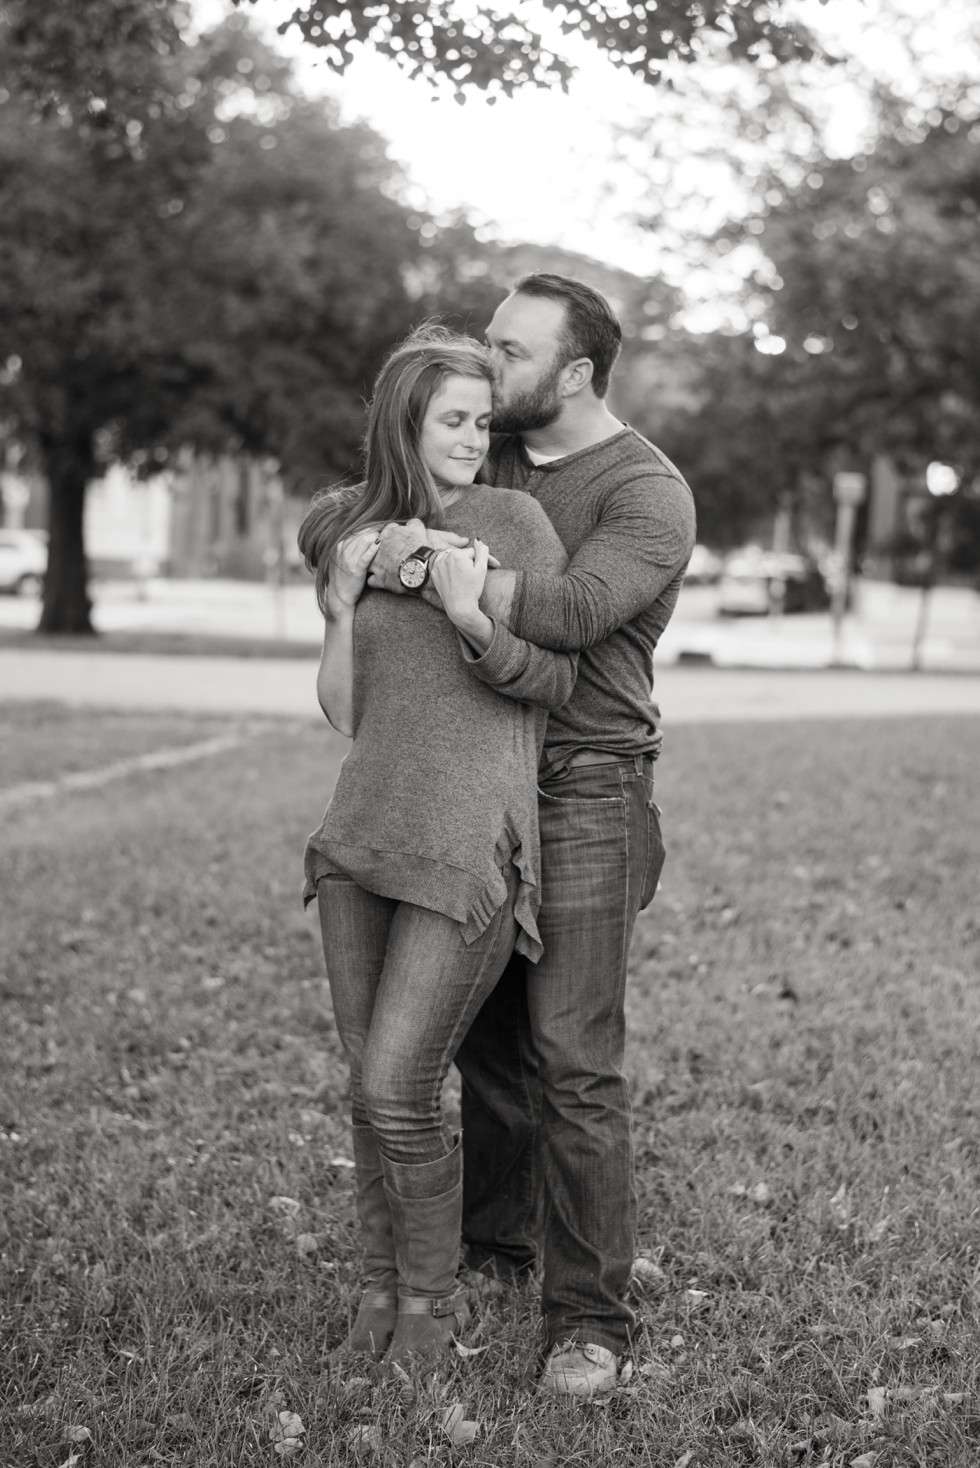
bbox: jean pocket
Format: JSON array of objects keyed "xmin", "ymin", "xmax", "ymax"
[
  {"xmin": 538, "ymin": 785, "xmax": 625, "ymax": 806},
  {"xmin": 538, "ymin": 767, "xmax": 627, "ymax": 805}
]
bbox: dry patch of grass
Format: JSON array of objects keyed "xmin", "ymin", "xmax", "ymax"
[{"xmin": 1, "ymin": 707, "xmax": 978, "ymax": 1466}]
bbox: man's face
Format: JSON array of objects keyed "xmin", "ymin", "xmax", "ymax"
[{"xmin": 485, "ymin": 292, "xmax": 569, "ymax": 435}]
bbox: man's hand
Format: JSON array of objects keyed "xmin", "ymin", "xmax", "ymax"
[{"xmin": 367, "ymin": 520, "xmax": 469, "ymax": 594}]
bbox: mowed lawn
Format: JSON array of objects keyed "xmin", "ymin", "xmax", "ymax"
[{"xmin": 1, "ymin": 701, "xmax": 978, "ymax": 1467}]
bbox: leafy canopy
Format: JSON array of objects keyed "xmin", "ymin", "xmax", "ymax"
[{"xmin": 253, "ymin": 0, "xmax": 827, "ymax": 95}]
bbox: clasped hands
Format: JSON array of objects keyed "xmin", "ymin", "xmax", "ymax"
[
  {"xmin": 330, "ymin": 518, "xmax": 497, "ymax": 620},
  {"xmin": 367, "ymin": 518, "xmax": 499, "ymax": 610}
]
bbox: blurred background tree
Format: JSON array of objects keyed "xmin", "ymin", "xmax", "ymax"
[
  {"xmin": 607, "ymin": 1, "xmax": 980, "ymax": 568},
  {"xmin": 4, "ymin": 0, "xmax": 979, "ymax": 631},
  {"xmin": 0, "ymin": 0, "xmax": 831, "ymax": 634}
]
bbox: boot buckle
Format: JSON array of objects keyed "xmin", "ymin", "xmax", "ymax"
[{"xmin": 430, "ymin": 1290, "xmax": 465, "ymax": 1319}]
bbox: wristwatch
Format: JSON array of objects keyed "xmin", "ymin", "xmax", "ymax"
[{"xmin": 397, "ymin": 545, "xmax": 437, "ymax": 592}]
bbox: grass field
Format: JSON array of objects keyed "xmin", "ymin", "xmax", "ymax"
[{"xmin": 1, "ymin": 703, "xmax": 978, "ymax": 1467}]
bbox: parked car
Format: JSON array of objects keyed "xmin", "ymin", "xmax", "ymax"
[
  {"xmin": 0, "ymin": 528, "xmax": 47, "ymax": 596},
  {"xmin": 716, "ymin": 548, "xmax": 832, "ymax": 616}
]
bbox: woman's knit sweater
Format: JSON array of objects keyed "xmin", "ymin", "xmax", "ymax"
[{"xmin": 303, "ymin": 486, "xmax": 576, "ymax": 961}]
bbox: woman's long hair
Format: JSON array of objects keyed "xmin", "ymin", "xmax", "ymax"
[{"xmin": 297, "ymin": 325, "xmax": 493, "ymax": 617}]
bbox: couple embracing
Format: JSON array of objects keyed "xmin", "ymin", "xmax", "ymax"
[{"xmin": 298, "ymin": 273, "xmax": 695, "ymax": 1398}]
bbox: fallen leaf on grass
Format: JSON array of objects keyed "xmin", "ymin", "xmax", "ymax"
[
  {"xmin": 57, "ymin": 1454, "xmax": 82, "ymax": 1468},
  {"xmin": 268, "ymin": 1196, "xmax": 301, "ymax": 1218},
  {"xmin": 866, "ymin": 1387, "xmax": 887, "ymax": 1422},
  {"xmin": 271, "ymin": 1409, "xmax": 305, "ymax": 1456},
  {"xmin": 886, "ymin": 1335, "xmax": 922, "ymax": 1350},
  {"xmin": 631, "ymin": 1256, "xmax": 667, "ymax": 1290},
  {"xmin": 669, "ymin": 1334, "xmax": 685, "ymax": 1350},
  {"xmin": 673, "ymin": 1451, "xmax": 694, "ymax": 1468},
  {"xmin": 729, "ymin": 1182, "xmax": 773, "ymax": 1206},
  {"xmin": 66, "ymin": 1427, "xmax": 92, "ymax": 1444},
  {"xmin": 442, "ymin": 1404, "xmax": 479, "ymax": 1446},
  {"xmin": 346, "ymin": 1424, "xmax": 381, "ymax": 1452},
  {"xmin": 850, "ymin": 1455, "xmax": 879, "ymax": 1468},
  {"xmin": 294, "ymin": 1233, "xmax": 318, "ymax": 1259},
  {"xmin": 829, "ymin": 1184, "xmax": 851, "ymax": 1229},
  {"xmin": 453, "ymin": 1339, "xmax": 489, "ymax": 1358}
]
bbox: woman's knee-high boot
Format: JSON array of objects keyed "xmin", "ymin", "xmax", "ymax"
[
  {"xmin": 330, "ymin": 1125, "xmax": 398, "ymax": 1359},
  {"xmin": 381, "ymin": 1137, "xmax": 471, "ymax": 1369}
]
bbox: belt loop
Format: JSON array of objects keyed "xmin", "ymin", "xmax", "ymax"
[{"xmin": 633, "ymin": 753, "xmax": 644, "ymax": 775}]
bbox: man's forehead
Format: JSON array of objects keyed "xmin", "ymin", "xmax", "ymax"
[{"xmin": 489, "ymin": 292, "xmax": 566, "ymax": 350}]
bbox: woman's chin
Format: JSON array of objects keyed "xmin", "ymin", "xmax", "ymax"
[{"xmin": 436, "ymin": 470, "xmax": 480, "ymax": 490}]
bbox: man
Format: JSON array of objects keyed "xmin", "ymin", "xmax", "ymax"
[{"xmin": 368, "ymin": 274, "xmax": 696, "ymax": 1396}]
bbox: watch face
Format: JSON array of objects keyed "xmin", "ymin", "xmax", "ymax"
[{"xmin": 399, "ymin": 556, "xmax": 428, "ymax": 590}]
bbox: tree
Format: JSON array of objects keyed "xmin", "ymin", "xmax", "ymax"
[
  {"xmin": 724, "ymin": 96, "xmax": 980, "ymax": 570},
  {"xmin": 750, "ymin": 108, "xmax": 980, "ymax": 469},
  {"xmin": 0, "ymin": 19, "xmax": 442, "ymax": 631},
  {"xmin": 1, "ymin": 0, "xmax": 827, "ymax": 115},
  {"xmin": 0, "ymin": 0, "xmax": 836, "ymax": 633},
  {"xmin": 0, "ymin": 0, "xmax": 185, "ymax": 128},
  {"xmin": 245, "ymin": 0, "xmax": 825, "ymax": 94}
]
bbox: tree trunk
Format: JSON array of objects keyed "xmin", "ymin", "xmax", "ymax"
[{"xmin": 37, "ymin": 430, "xmax": 96, "ymax": 635}]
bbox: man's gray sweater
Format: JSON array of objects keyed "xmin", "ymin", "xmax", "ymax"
[{"xmin": 484, "ymin": 427, "xmax": 696, "ymax": 769}]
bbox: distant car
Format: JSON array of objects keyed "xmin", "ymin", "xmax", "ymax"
[
  {"xmin": 0, "ymin": 528, "xmax": 47, "ymax": 596},
  {"xmin": 683, "ymin": 544, "xmax": 723, "ymax": 586},
  {"xmin": 717, "ymin": 549, "xmax": 831, "ymax": 616}
]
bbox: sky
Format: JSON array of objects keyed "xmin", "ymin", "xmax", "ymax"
[{"xmin": 191, "ymin": 0, "xmax": 977, "ymax": 301}]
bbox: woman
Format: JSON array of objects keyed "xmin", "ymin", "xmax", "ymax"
[{"xmin": 297, "ymin": 326, "xmax": 575, "ymax": 1371}]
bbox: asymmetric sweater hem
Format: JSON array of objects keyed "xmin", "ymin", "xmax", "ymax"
[{"xmin": 303, "ymin": 825, "xmax": 542, "ymax": 962}]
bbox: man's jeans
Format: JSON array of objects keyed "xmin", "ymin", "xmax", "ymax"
[
  {"xmin": 456, "ymin": 756, "xmax": 665, "ymax": 1357},
  {"xmin": 317, "ymin": 869, "xmax": 519, "ymax": 1167}
]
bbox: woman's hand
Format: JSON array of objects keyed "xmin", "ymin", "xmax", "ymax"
[
  {"xmin": 328, "ymin": 529, "xmax": 380, "ymax": 615},
  {"xmin": 430, "ymin": 541, "xmax": 494, "ymax": 653}
]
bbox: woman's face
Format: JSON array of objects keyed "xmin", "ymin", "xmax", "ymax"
[{"xmin": 418, "ymin": 374, "xmax": 492, "ymax": 492}]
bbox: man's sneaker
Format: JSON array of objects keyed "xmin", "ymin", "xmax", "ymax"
[{"xmin": 539, "ymin": 1341, "xmax": 619, "ymax": 1398}]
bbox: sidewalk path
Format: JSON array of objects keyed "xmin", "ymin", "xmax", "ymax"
[
  {"xmin": 2, "ymin": 576, "xmax": 978, "ymax": 672},
  {"xmin": 2, "ymin": 647, "xmax": 979, "ymax": 724}
]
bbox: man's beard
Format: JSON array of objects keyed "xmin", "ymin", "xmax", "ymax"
[{"xmin": 491, "ymin": 362, "xmax": 564, "ymax": 435}]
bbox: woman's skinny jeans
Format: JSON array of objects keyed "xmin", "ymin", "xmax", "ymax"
[{"xmin": 316, "ymin": 869, "xmax": 519, "ymax": 1167}]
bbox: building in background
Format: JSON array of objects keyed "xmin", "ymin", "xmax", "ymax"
[{"xmin": 0, "ymin": 452, "xmax": 308, "ymax": 583}]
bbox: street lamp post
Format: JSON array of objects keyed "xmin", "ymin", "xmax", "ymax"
[{"xmin": 910, "ymin": 462, "xmax": 958, "ymax": 671}]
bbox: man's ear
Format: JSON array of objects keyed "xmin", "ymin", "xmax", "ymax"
[{"xmin": 561, "ymin": 357, "xmax": 594, "ymax": 397}]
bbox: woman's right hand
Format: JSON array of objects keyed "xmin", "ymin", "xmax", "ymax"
[
  {"xmin": 327, "ymin": 529, "xmax": 380, "ymax": 614},
  {"xmin": 429, "ymin": 541, "xmax": 494, "ymax": 653}
]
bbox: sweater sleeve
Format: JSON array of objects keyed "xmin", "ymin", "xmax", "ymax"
[
  {"xmin": 513, "ymin": 471, "xmax": 696, "ymax": 653},
  {"xmin": 459, "ymin": 496, "xmax": 578, "ymax": 710}
]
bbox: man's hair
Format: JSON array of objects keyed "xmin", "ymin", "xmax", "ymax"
[{"xmin": 513, "ymin": 273, "xmax": 622, "ymax": 398}]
